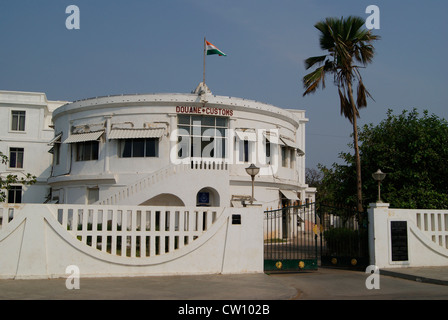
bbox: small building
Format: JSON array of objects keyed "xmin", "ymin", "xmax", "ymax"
[
  {"xmin": 0, "ymin": 90, "xmax": 67, "ymax": 203},
  {"xmin": 47, "ymin": 83, "xmax": 315, "ymax": 208}
]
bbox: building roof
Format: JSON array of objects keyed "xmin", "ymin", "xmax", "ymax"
[{"xmin": 52, "ymin": 86, "xmax": 308, "ymax": 128}]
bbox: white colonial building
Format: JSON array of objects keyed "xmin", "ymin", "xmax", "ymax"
[
  {"xmin": 0, "ymin": 90, "xmax": 67, "ymax": 203},
  {"xmin": 47, "ymin": 83, "xmax": 315, "ymax": 208}
]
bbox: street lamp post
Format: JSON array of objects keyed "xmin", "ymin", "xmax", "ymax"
[
  {"xmin": 245, "ymin": 163, "xmax": 260, "ymax": 205},
  {"xmin": 372, "ymin": 169, "xmax": 387, "ymax": 203}
]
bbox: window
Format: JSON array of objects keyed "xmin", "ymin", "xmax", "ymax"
[
  {"xmin": 265, "ymin": 140, "xmax": 271, "ymax": 165},
  {"xmin": 281, "ymin": 146, "xmax": 288, "ymax": 167},
  {"xmin": 8, "ymin": 186, "xmax": 22, "ymax": 203},
  {"xmin": 49, "ymin": 133, "xmax": 62, "ymax": 165},
  {"xmin": 11, "ymin": 110, "xmax": 26, "ymax": 131},
  {"xmin": 54, "ymin": 143, "xmax": 61, "ymax": 165},
  {"xmin": 177, "ymin": 115, "xmax": 228, "ymax": 159},
  {"xmin": 76, "ymin": 141, "xmax": 99, "ymax": 161},
  {"xmin": 280, "ymin": 146, "xmax": 296, "ymax": 168},
  {"xmin": 239, "ymin": 140, "xmax": 250, "ymax": 163},
  {"xmin": 9, "ymin": 148, "xmax": 24, "ymax": 168},
  {"xmin": 120, "ymin": 138, "xmax": 159, "ymax": 158},
  {"xmin": 290, "ymin": 149, "xmax": 295, "ymax": 169},
  {"xmin": 177, "ymin": 136, "xmax": 189, "ymax": 158}
]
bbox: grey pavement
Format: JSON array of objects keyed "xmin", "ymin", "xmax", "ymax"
[
  {"xmin": 0, "ymin": 267, "xmax": 447, "ymax": 300},
  {"xmin": 0, "ymin": 273, "xmax": 297, "ymax": 300},
  {"xmin": 274, "ymin": 267, "xmax": 448, "ymax": 300}
]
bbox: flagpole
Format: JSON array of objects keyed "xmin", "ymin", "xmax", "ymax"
[{"xmin": 203, "ymin": 37, "xmax": 206, "ymax": 86}]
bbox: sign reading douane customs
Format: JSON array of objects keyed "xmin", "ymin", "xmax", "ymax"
[
  {"xmin": 176, "ymin": 106, "xmax": 233, "ymax": 116},
  {"xmin": 390, "ymin": 221, "xmax": 409, "ymax": 261}
]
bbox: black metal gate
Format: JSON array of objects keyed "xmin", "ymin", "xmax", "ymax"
[
  {"xmin": 317, "ymin": 204, "xmax": 369, "ymax": 269},
  {"xmin": 264, "ymin": 203, "xmax": 318, "ymax": 272}
]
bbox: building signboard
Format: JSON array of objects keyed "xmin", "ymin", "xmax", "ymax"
[
  {"xmin": 176, "ymin": 106, "xmax": 233, "ymax": 117},
  {"xmin": 197, "ymin": 192, "xmax": 210, "ymax": 205}
]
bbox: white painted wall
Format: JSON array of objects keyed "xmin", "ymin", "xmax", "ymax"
[
  {"xmin": 368, "ymin": 202, "xmax": 448, "ymax": 268},
  {"xmin": 0, "ymin": 91, "xmax": 67, "ymax": 203},
  {"xmin": 0, "ymin": 204, "xmax": 263, "ymax": 279}
]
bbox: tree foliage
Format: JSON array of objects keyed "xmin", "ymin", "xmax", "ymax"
[
  {"xmin": 317, "ymin": 109, "xmax": 448, "ymax": 210},
  {"xmin": 0, "ymin": 152, "xmax": 36, "ymax": 202},
  {"xmin": 302, "ymin": 16, "xmax": 380, "ymax": 212},
  {"xmin": 303, "ymin": 16, "xmax": 379, "ymax": 117}
]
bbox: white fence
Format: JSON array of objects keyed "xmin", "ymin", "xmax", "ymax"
[
  {"xmin": 368, "ymin": 203, "xmax": 448, "ymax": 268},
  {"xmin": 0, "ymin": 204, "xmax": 263, "ymax": 279},
  {"xmin": 56, "ymin": 205, "xmax": 219, "ymax": 257}
]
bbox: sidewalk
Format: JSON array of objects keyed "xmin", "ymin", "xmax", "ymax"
[{"xmin": 381, "ymin": 266, "xmax": 448, "ymax": 286}]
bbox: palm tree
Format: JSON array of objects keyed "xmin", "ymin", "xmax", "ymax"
[{"xmin": 303, "ymin": 16, "xmax": 380, "ymax": 212}]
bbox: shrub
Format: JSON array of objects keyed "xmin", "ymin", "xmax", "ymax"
[{"xmin": 323, "ymin": 227, "xmax": 367, "ymax": 256}]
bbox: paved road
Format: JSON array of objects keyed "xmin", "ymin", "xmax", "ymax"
[
  {"xmin": 1, "ymin": 267, "xmax": 447, "ymax": 301},
  {"xmin": 0, "ymin": 273, "xmax": 295, "ymax": 300},
  {"xmin": 271, "ymin": 268, "xmax": 448, "ymax": 300}
]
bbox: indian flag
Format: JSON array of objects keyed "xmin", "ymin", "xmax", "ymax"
[{"xmin": 205, "ymin": 40, "xmax": 227, "ymax": 56}]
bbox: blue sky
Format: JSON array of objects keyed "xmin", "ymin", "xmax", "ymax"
[{"xmin": 1, "ymin": 0, "xmax": 447, "ymax": 170}]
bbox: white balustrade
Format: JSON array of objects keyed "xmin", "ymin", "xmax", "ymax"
[
  {"xmin": 415, "ymin": 211, "xmax": 448, "ymax": 249},
  {"xmin": 97, "ymin": 161, "xmax": 228, "ymax": 205},
  {"xmin": 55, "ymin": 205, "xmax": 220, "ymax": 258}
]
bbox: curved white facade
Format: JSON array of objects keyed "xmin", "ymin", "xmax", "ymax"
[{"xmin": 48, "ymin": 84, "xmax": 315, "ymax": 208}]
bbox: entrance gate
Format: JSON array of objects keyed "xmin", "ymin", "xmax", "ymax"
[
  {"xmin": 317, "ymin": 204, "xmax": 369, "ymax": 269},
  {"xmin": 263, "ymin": 202, "xmax": 369, "ymax": 272},
  {"xmin": 264, "ymin": 203, "xmax": 318, "ymax": 272}
]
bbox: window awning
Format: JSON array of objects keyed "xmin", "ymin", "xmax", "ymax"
[
  {"xmin": 263, "ymin": 131, "xmax": 284, "ymax": 145},
  {"xmin": 278, "ymin": 137, "xmax": 305, "ymax": 155},
  {"xmin": 108, "ymin": 128, "xmax": 165, "ymax": 139},
  {"xmin": 64, "ymin": 131, "xmax": 104, "ymax": 144},
  {"xmin": 48, "ymin": 133, "xmax": 62, "ymax": 146},
  {"xmin": 280, "ymin": 138, "xmax": 298, "ymax": 149},
  {"xmin": 280, "ymin": 189, "xmax": 299, "ymax": 201},
  {"xmin": 235, "ymin": 129, "xmax": 257, "ymax": 142}
]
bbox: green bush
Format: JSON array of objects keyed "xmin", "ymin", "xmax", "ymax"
[{"xmin": 323, "ymin": 227, "xmax": 367, "ymax": 256}]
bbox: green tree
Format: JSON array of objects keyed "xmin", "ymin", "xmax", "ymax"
[
  {"xmin": 302, "ymin": 16, "xmax": 380, "ymax": 212},
  {"xmin": 0, "ymin": 152, "xmax": 36, "ymax": 202},
  {"xmin": 320, "ymin": 109, "xmax": 448, "ymax": 210}
]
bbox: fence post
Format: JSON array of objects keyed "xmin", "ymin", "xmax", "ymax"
[
  {"xmin": 14, "ymin": 205, "xmax": 49, "ymax": 279},
  {"xmin": 367, "ymin": 202, "xmax": 390, "ymax": 268}
]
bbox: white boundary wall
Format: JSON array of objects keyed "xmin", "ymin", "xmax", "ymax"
[
  {"xmin": 368, "ymin": 202, "xmax": 448, "ymax": 268},
  {"xmin": 0, "ymin": 204, "xmax": 263, "ymax": 279}
]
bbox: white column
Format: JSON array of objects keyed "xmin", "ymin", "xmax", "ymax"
[
  {"xmin": 368, "ymin": 202, "xmax": 390, "ymax": 268},
  {"xmin": 168, "ymin": 114, "xmax": 177, "ymax": 165},
  {"xmin": 103, "ymin": 115, "xmax": 112, "ymax": 173}
]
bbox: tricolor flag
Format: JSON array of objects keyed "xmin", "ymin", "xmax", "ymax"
[{"xmin": 205, "ymin": 40, "xmax": 227, "ymax": 56}]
